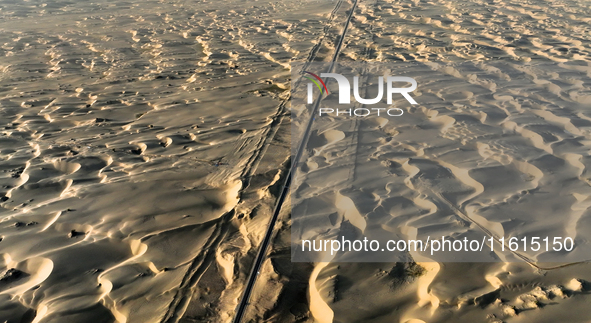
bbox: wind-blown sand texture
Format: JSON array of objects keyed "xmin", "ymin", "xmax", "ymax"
[
  {"xmin": 0, "ymin": 0, "xmax": 314, "ymax": 321},
  {"xmin": 1, "ymin": 0, "xmax": 591, "ymax": 322},
  {"xmin": 266, "ymin": 0, "xmax": 591, "ymax": 322}
]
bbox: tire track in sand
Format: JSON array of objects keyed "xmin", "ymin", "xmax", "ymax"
[
  {"xmin": 159, "ymin": 1, "xmax": 353, "ymax": 322},
  {"xmin": 232, "ymin": 0, "xmax": 360, "ymax": 322}
]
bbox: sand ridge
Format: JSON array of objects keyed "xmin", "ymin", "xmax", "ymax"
[
  {"xmin": 0, "ymin": 0, "xmax": 322, "ymax": 321},
  {"xmin": 280, "ymin": 0, "xmax": 591, "ymax": 322},
  {"xmin": 2, "ymin": 0, "xmax": 591, "ymax": 322}
]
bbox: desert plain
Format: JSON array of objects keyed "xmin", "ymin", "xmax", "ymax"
[{"xmin": 1, "ymin": 0, "xmax": 591, "ymax": 322}]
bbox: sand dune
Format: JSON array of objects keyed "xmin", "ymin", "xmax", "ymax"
[
  {"xmin": 2, "ymin": 0, "xmax": 591, "ymax": 322},
  {"xmin": 283, "ymin": 0, "xmax": 591, "ymax": 322},
  {"xmin": 0, "ymin": 0, "xmax": 308, "ymax": 321}
]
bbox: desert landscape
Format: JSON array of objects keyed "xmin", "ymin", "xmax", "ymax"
[{"xmin": 1, "ymin": 0, "xmax": 591, "ymax": 322}]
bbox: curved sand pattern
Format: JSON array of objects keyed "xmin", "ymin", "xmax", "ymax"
[
  {"xmin": 3, "ymin": 0, "xmax": 591, "ymax": 321},
  {"xmin": 0, "ymin": 0, "xmax": 309, "ymax": 321},
  {"xmin": 283, "ymin": 0, "xmax": 591, "ymax": 322}
]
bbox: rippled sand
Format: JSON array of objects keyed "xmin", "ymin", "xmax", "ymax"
[
  {"xmin": 0, "ymin": 0, "xmax": 313, "ymax": 321},
  {"xmin": 2, "ymin": 0, "xmax": 591, "ymax": 322},
  {"xmin": 273, "ymin": 0, "xmax": 591, "ymax": 322}
]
